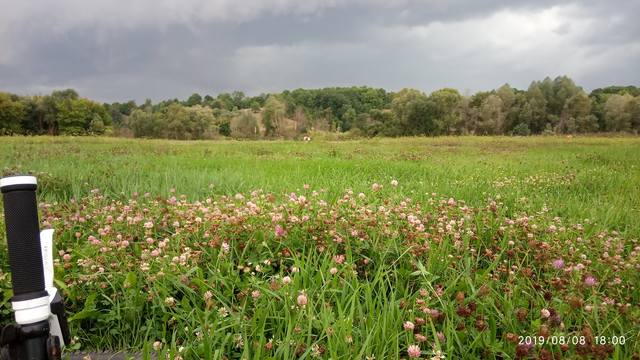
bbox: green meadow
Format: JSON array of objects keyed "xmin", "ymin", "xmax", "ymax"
[
  {"xmin": 3, "ymin": 136, "xmax": 639, "ymax": 235},
  {"xmin": 0, "ymin": 136, "xmax": 639, "ymax": 359}
]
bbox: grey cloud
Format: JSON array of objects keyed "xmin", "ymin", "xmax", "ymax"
[{"xmin": 0, "ymin": 0, "xmax": 638, "ymax": 102}]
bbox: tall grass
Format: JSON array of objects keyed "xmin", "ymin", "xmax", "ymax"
[{"xmin": 0, "ymin": 136, "xmax": 638, "ymax": 359}]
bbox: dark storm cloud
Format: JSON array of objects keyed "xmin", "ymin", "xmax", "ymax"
[{"xmin": 0, "ymin": 0, "xmax": 638, "ymax": 102}]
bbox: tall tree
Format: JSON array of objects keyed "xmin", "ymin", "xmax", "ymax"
[
  {"xmin": 391, "ymin": 88, "xmax": 431, "ymax": 135},
  {"xmin": 477, "ymin": 95, "xmax": 504, "ymax": 135},
  {"xmin": 428, "ymin": 88, "xmax": 462, "ymax": 135},
  {"xmin": 604, "ymin": 94, "xmax": 635, "ymax": 132},
  {"xmin": 186, "ymin": 93, "xmax": 202, "ymax": 107},
  {"xmin": 262, "ymin": 96, "xmax": 285, "ymax": 136},
  {"xmin": 557, "ymin": 91, "xmax": 597, "ymax": 133},
  {"xmin": 0, "ymin": 92, "xmax": 27, "ymax": 134}
]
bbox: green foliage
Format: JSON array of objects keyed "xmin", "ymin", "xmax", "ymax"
[
  {"xmin": 0, "ymin": 78, "xmax": 638, "ymax": 139},
  {"xmin": 263, "ymin": 96, "xmax": 285, "ymax": 137},
  {"xmin": 231, "ymin": 112, "xmax": 259, "ymax": 138},
  {"xmin": 391, "ymin": 88, "xmax": 432, "ymax": 135},
  {"xmin": 0, "ymin": 92, "xmax": 26, "ymax": 134},
  {"xmin": 428, "ymin": 88, "xmax": 462, "ymax": 135},
  {"xmin": 604, "ymin": 94, "xmax": 636, "ymax": 132},
  {"xmin": 128, "ymin": 109, "xmax": 163, "ymax": 138},
  {"xmin": 56, "ymin": 97, "xmax": 109, "ymax": 135},
  {"xmin": 511, "ymin": 122, "xmax": 531, "ymax": 136},
  {"xmin": 185, "ymin": 93, "xmax": 202, "ymax": 107},
  {"xmin": 218, "ymin": 120, "xmax": 231, "ymax": 137}
]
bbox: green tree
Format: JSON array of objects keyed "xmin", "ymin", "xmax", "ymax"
[
  {"xmin": 496, "ymin": 84, "xmax": 522, "ymax": 132},
  {"xmin": 512, "ymin": 122, "xmax": 531, "ymax": 136},
  {"xmin": 89, "ymin": 114, "xmax": 106, "ymax": 134},
  {"xmin": 604, "ymin": 94, "xmax": 635, "ymax": 132},
  {"xmin": 391, "ymin": 88, "xmax": 431, "ymax": 135},
  {"xmin": 263, "ymin": 96, "xmax": 285, "ymax": 136},
  {"xmin": 232, "ymin": 112, "xmax": 259, "ymax": 138},
  {"xmin": 557, "ymin": 91, "xmax": 597, "ymax": 133},
  {"xmin": 218, "ymin": 121, "xmax": 231, "ymax": 137},
  {"xmin": 477, "ymin": 95, "xmax": 504, "ymax": 135},
  {"xmin": 342, "ymin": 107, "xmax": 357, "ymax": 131},
  {"xmin": 428, "ymin": 88, "xmax": 462, "ymax": 135},
  {"xmin": 521, "ymin": 83, "xmax": 548, "ymax": 133},
  {"xmin": 186, "ymin": 93, "xmax": 202, "ymax": 107},
  {"xmin": 186, "ymin": 105, "xmax": 216, "ymax": 139},
  {"xmin": 56, "ymin": 97, "xmax": 108, "ymax": 135},
  {"xmin": 0, "ymin": 92, "xmax": 27, "ymax": 134},
  {"xmin": 128, "ymin": 109, "xmax": 163, "ymax": 138}
]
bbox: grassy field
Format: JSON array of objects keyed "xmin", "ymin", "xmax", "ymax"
[{"xmin": 0, "ymin": 136, "xmax": 639, "ymax": 359}]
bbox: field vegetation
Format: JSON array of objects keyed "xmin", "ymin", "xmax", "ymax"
[
  {"xmin": 0, "ymin": 136, "xmax": 639, "ymax": 359},
  {"xmin": 1, "ymin": 77, "xmax": 639, "ymax": 140}
]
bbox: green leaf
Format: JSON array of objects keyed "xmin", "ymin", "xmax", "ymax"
[
  {"xmin": 69, "ymin": 293, "xmax": 100, "ymax": 321},
  {"xmin": 125, "ymin": 271, "xmax": 137, "ymax": 288}
]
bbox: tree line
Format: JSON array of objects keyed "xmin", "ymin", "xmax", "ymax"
[{"xmin": 1, "ymin": 76, "xmax": 639, "ymax": 139}]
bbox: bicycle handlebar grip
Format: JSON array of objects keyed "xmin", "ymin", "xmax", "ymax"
[{"xmin": 1, "ymin": 176, "xmax": 48, "ymax": 302}]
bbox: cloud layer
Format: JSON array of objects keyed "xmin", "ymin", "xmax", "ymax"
[{"xmin": 1, "ymin": 0, "xmax": 638, "ymax": 102}]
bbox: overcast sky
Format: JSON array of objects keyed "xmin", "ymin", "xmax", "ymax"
[{"xmin": 0, "ymin": 0, "xmax": 638, "ymax": 103}]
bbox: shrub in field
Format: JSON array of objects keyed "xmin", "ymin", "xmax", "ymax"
[{"xmin": 1, "ymin": 185, "xmax": 638, "ymax": 359}]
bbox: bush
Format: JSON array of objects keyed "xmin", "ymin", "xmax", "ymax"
[{"xmin": 512, "ymin": 122, "xmax": 531, "ymax": 136}]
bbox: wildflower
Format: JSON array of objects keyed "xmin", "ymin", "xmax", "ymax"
[
  {"xmin": 204, "ymin": 291, "xmax": 213, "ymax": 302},
  {"xmin": 391, "ymin": 179, "xmax": 399, "ymax": 187},
  {"xmin": 88, "ymin": 235, "xmax": 100, "ymax": 245},
  {"xmin": 265, "ymin": 339, "xmax": 274, "ymax": 350},
  {"xmin": 584, "ymin": 276, "xmax": 597, "ymax": 287},
  {"xmin": 330, "ymin": 267, "xmax": 338, "ymax": 275},
  {"xmin": 371, "ymin": 183, "xmax": 382, "ymax": 192},
  {"xmin": 403, "ymin": 321, "xmax": 415, "ymax": 331},
  {"xmin": 275, "ymin": 224, "xmax": 286, "ymax": 237},
  {"xmin": 297, "ymin": 293, "xmax": 308, "ymax": 307},
  {"xmin": 431, "ymin": 349, "xmax": 445, "ymax": 360},
  {"xmin": 151, "ymin": 249, "xmax": 160, "ymax": 257},
  {"xmin": 311, "ymin": 343, "xmax": 324, "ymax": 358},
  {"xmin": 143, "ymin": 221, "xmax": 154, "ymax": 229},
  {"xmin": 415, "ymin": 334, "xmax": 427, "ymax": 342},
  {"xmin": 164, "ymin": 297, "xmax": 176, "ymax": 307},
  {"xmin": 540, "ymin": 308, "xmax": 550, "ymax": 318},
  {"xmin": 407, "ymin": 344, "xmax": 421, "ymax": 358},
  {"xmin": 345, "ymin": 335, "xmax": 353, "ymax": 344},
  {"xmin": 63, "ymin": 253, "xmax": 71, "ymax": 262},
  {"xmin": 252, "ymin": 290, "xmax": 261, "ymax": 299},
  {"xmin": 218, "ymin": 306, "xmax": 229, "ymax": 317},
  {"xmin": 282, "ymin": 276, "xmax": 292, "ymax": 285},
  {"xmin": 333, "ymin": 254, "xmax": 346, "ymax": 264},
  {"xmin": 234, "ymin": 334, "xmax": 244, "ymax": 349},
  {"xmin": 152, "ymin": 341, "xmax": 163, "ymax": 351},
  {"xmin": 552, "ymin": 258, "xmax": 564, "ymax": 269}
]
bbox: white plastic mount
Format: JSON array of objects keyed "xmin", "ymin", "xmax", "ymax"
[{"xmin": 0, "ymin": 176, "xmax": 37, "ymax": 189}]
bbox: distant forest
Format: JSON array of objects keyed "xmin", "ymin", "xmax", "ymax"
[{"xmin": 1, "ymin": 76, "xmax": 639, "ymax": 139}]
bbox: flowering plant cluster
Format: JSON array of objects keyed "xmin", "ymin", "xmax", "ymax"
[{"xmin": 0, "ymin": 181, "xmax": 638, "ymax": 359}]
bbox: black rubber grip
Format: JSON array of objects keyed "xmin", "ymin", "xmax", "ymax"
[{"xmin": 1, "ymin": 181, "xmax": 47, "ymax": 301}]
